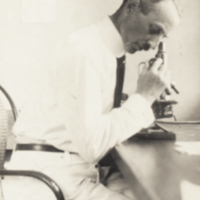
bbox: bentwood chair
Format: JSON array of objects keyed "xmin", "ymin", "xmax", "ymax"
[{"xmin": 0, "ymin": 85, "xmax": 65, "ymax": 200}]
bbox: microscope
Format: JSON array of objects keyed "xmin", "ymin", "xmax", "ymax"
[
  {"xmin": 150, "ymin": 42, "xmax": 179, "ymax": 120},
  {"xmin": 134, "ymin": 41, "xmax": 178, "ymax": 140}
]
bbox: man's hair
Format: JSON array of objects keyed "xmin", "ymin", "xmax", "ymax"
[{"xmin": 119, "ymin": 0, "xmax": 182, "ymax": 16}]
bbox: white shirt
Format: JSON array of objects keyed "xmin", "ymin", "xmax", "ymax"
[{"xmin": 13, "ymin": 17, "xmax": 154, "ymax": 164}]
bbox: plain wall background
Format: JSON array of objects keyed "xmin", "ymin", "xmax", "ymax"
[{"xmin": 0, "ymin": 0, "xmax": 200, "ymax": 121}]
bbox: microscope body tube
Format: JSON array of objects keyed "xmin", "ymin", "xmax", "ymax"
[{"xmin": 149, "ymin": 42, "xmax": 179, "ymax": 94}]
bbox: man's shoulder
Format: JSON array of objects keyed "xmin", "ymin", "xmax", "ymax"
[
  {"xmin": 52, "ymin": 23, "xmax": 107, "ymax": 72},
  {"xmin": 59, "ymin": 23, "xmax": 103, "ymax": 56}
]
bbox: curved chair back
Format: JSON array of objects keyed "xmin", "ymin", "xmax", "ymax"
[
  {"xmin": 0, "ymin": 94, "xmax": 8, "ymax": 170},
  {"xmin": 0, "ymin": 86, "xmax": 65, "ymax": 200},
  {"xmin": 0, "ymin": 85, "xmax": 17, "ymax": 170},
  {"xmin": 0, "ymin": 87, "xmax": 10, "ymax": 199}
]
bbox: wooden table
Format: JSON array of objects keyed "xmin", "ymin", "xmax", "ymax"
[{"xmin": 112, "ymin": 122, "xmax": 200, "ymax": 200}]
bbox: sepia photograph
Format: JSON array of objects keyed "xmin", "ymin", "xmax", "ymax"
[{"xmin": 0, "ymin": 0, "xmax": 200, "ymax": 199}]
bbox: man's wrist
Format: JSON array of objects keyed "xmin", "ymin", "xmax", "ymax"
[{"xmin": 135, "ymin": 92, "xmax": 155, "ymax": 107}]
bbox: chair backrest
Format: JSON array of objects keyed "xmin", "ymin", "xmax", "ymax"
[
  {"xmin": 0, "ymin": 86, "xmax": 65, "ymax": 200},
  {"xmin": 0, "ymin": 86, "xmax": 17, "ymax": 170},
  {"xmin": 0, "ymin": 91, "xmax": 8, "ymax": 199},
  {"xmin": 0, "ymin": 86, "xmax": 17, "ymax": 199},
  {"xmin": 0, "ymin": 95, "xmax": 8, "ymax": 170}
]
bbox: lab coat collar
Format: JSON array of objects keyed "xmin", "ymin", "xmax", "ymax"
[{"xmin": 96, "ymin": 16, "xmax": 125, "ymax": 58}]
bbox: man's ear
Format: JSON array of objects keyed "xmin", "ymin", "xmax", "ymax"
[{"xmin": 126, "ymin": 0, "xmax": 140, "ymax": 13}]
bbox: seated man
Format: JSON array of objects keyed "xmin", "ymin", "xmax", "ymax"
[{"xmin": 5, "ymin": 0, "xmax": 180, "ymax": 199}]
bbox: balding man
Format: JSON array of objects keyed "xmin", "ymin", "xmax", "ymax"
[{"xmin": 7, "ymin": 0, "xmax": 180, "ymax": 199}]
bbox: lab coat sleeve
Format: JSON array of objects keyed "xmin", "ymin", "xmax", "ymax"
[{"xmin": 52, "ymin": 45, "xmax": 155, "ymax": 164}]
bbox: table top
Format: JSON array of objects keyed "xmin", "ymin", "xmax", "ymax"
[{"xmin": 112, "ymin": 121, "xmax": 200, "ymax": 200}]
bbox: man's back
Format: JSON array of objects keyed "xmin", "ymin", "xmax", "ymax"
[{"xmin": 12, "ymin": 17, "xmax": 119, "ymax": 154}]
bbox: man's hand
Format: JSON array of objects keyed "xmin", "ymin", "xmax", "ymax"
[{"xmin": 136, "ymin": 58, "xmax": 171, "ymax": 106}]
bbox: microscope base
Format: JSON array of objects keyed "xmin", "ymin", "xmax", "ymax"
[{"xmin": 132, "ymin": 129, "xmax": 176, "ymax": 140}]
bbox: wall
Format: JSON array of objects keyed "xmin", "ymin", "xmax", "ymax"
[
  {"xmin": 0, "ymin": 0, "xmax": 121, "ymax": 109},
  {"xmin": 0, "ymin": 0, "xmax": 200, "ymax": 121}
]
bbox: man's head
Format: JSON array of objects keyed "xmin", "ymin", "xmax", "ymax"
[{"xmin": 110, "ymin": 0, "xmax": 180, "ymax": 54}]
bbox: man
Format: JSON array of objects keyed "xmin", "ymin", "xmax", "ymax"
[{"xmin": 5, "ymin": 0, "xmax": 180, "ymax": 199}]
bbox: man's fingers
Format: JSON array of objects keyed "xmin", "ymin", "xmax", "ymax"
[
  {"xmin": 164, "ymin": 70, "xmax": 171, "ymax": 90},
  {"xmin": 139, "ymin": 61, "xmax": 149, "ymax": 74},
  {"xmin": 150, "ymin": 58, "xmax": 163, "ymax": 72},
  {"xmin": 159, "ymin": 64, "xmax": 168, "ymax": 74},
  {"xmin": 162, "ymin": 53, "xmax": 168, "ymax": 68}
]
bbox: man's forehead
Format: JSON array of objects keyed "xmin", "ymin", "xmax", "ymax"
[{"xmin": 148, "ymin": 0, "xmax": 180, "ymax": 35}]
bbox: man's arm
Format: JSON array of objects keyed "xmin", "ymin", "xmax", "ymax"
[{"xmin": 52, "ymin": 46, "xmax": 169, "ymax": 165}]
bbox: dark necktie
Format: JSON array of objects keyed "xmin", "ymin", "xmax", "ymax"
[
  {"xmin": 113, "ymin": 55, "xmax": 126, "ymax": 108},
  {"xmin": 99, "ymin": 55, "xmax": 126, "ymax": 175}
]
